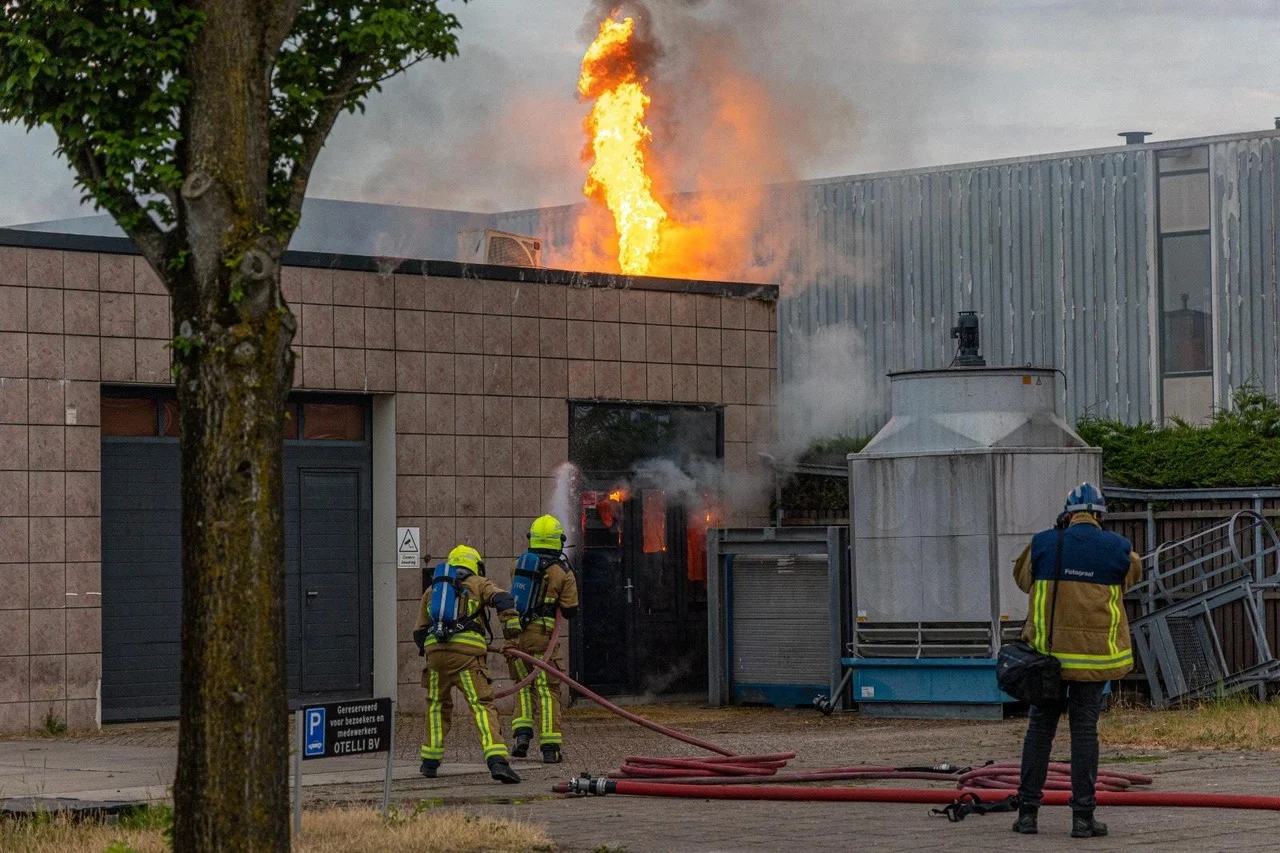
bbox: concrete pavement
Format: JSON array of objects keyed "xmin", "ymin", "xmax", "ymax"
[{"xmin": 2, "ymin": 708, "xmax": 1278, "ymax": 851}]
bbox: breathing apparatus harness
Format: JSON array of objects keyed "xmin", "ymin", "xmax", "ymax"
[
  {"xmin": 512, "ymin": 549, "xmax": 573, "ymax": 629},
  {"xmin": 414, "ymin": 559, "xmax": 491, "ymax": 653}
]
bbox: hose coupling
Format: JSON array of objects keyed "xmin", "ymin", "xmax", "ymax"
[{"xmin": 566, "ymin": 774, "xmax": 612, "ymax": 796}]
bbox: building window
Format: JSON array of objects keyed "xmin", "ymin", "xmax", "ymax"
[
  {"xmin": 101, "ymin": 392, "xmax": 365, "ymax": 441},
  {"xmin": 1160, "ymin": 233, "xmax": 1212, "ymax": 374},
  {"xmin": 1156, "ymin": 146, "xmax": 1212, "ymax": 422}
]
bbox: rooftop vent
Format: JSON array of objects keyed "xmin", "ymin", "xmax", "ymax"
[
  {"xmin": 457, "ymin": 228, "xmax": 543, "ymax": 267},
  {"xmin": 1118, "ymin": 131, "xmax": 1152, "ymax": 146}
]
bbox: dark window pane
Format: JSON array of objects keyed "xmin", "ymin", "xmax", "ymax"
[
  {"xmin": 569, "ymin": 403, "xmax": 720, "ymax": 475},
  {"xmin": 101, "ymin": 397, "xmax": 159, "ymax": 436},
  {"xmin": 302, "ymin": 402, "xmax": 365, "ymax": 440},
  {"xmin": 161, "ymin": 398, "xmax": 181, "ymax": 437},
  {"xmin": 283, "ymin": 402, "xmax": 299, "ymax": 440},
  {"xmin": 1161, "ymin": 233, "xmax": 1212, "ymax": 374}
]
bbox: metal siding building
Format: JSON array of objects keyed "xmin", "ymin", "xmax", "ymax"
[{"xmin": 499, "ymin": 130, "xmax": 1280, "ymax": 437}]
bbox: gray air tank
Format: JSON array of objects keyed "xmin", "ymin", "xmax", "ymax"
[{"xmin": 848, "ymin": 366, "xmax": 1101, "ymax": 658}]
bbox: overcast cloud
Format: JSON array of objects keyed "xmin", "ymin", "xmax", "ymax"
[{"xmin": 3, "ymin": 0, "xmax": 1279, "ymax": 226}]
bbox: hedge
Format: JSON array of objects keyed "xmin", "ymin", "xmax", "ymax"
[{"xmin": 1077, "ymin": 384, "xmax": 1280, "ymax": 489}]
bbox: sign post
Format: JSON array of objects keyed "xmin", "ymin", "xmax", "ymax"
[{"xmin": 293, "ymin": 697, "xmax": 396, "ymax": 835}]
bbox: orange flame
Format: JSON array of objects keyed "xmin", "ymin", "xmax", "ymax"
[{"xmin": 578, "ymin": 14, "xmax": 668, "ymax": 275}]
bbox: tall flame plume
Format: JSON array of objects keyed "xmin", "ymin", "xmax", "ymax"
[{"xmin": 578, "ymin": 14, "xmax": 668, "ymax": 276}]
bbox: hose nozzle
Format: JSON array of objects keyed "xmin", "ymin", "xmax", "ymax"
[{"xmin": 565, "ymin": 774, "xmax": 613, "ymax": 796}]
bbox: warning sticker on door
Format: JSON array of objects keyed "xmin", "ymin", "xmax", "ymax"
[{"xmin": 397, "ymin": 527, "xmax": 420, "ymax": 569}]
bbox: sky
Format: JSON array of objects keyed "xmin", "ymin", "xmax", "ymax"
[{"xmin": 3, "ymin": 0, "xmax": 1280, "ymax": 227}]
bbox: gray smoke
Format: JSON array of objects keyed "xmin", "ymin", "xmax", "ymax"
[{"xmin": 776, "ymin": 325, "xmax": 877, "ymax": 465}]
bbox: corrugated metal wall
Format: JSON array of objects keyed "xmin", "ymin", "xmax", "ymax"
[
  {"xmin": 496, "ymin": 152, "xmax": 1159, "ymax": 437},
  {"xmin": 1212, "ymin": 136, "xmax": 1280, "ymax": 405},
  {"xmin": 496, "ymin": 133, "xmax": 1280, "ymax": 438},
  {"xmin": 768, "ymin": 151, "xmax": 1157, "ymax": 436}
]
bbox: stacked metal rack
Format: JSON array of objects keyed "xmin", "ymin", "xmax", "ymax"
[{"xmin": 1130, "ymin": 510, "xmax": 1280, "ymax": 708}]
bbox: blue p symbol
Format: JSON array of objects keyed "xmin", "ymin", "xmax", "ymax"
[{"xmin": 304, "ymin": 708, "xmax": 325, "ymax": 757}]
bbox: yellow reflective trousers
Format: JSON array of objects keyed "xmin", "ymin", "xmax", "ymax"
[{"xmin": 421, "ymin": 646, "xmax": 508, "ymax": 761}]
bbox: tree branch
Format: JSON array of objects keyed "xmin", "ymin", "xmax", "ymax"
[
  {"xmin": 282, "ymin": 54, "xmax": 368, "ymax": 221},
  {"xmin": 69, "ymin": 144, "xmax": 177, "ymax": 287}
]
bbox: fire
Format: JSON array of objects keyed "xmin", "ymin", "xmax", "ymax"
[{"xmin": 578, "ymin": 14, "xmax": 668, "ymax": 276}]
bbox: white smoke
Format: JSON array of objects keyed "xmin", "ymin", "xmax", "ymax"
[{"xmin": 776, "ymin": 325, "xmax": 875, "ymax": 465}]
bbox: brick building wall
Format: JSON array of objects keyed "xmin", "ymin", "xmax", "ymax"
[{"xmin": 0, "ymin": 238, "xmax": 777, "ymax": 731}]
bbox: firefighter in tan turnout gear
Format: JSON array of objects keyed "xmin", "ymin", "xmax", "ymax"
[
  {"xmin": 505, "ymin": 515, "xmax": 580, "ymax": 763},
  {"xmin": 413, "ymin": 544, "xmax": 521, "ymax": 784}
]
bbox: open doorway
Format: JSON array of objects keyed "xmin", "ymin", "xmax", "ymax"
[{"xmin": 568, "ymin": 403, "xmax": 722, "ymax": 697}]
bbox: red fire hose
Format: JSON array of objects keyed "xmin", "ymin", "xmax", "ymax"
[
  {"xmin": 493, "ymin": 617, "xmax": 562, "ymax": 701},
  {"xmin": 496, "ymin": 644, "xmax": 736, "ymax": 756},
  {"xmin": 552, "ymin": 778, "xmax": 1280, "ymax": 811},
  {"xmin": 493, "ymin": 617, "xmax": 1279, "ymax": 813}
]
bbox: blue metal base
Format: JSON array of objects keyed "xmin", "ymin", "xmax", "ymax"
[
  {"xmin": 731, "ymin": 682, "xmax": 826, "ymax": 708},
  {"xmin": 841, "ymin": 657, "xmax": 1012, "ymax": 711}
]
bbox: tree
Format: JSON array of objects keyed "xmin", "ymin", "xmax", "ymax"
[{"xmin": 1, "ymin": 3, "xmax": 465, "ymax": 848}]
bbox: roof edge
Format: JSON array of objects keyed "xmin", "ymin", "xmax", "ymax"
[{"xmin": 0, "ymin": 228, "xmax": 778, "ymax": 301}]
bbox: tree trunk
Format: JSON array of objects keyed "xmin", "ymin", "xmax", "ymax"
[
  {"xmin": 171, "ymin": 279, "xmax": 294, "ymax": 851},
  {"xmin": 170, "ymin": 3, "xmax": 296, "ymax": 849}
]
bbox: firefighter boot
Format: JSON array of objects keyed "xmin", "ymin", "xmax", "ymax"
[
  {"xmin": 511, "ymin": 730, "xmax": 533, "ymax": 759},
  {"xmin": 1011, "ymin": 806, "xmax": 1038, "ymax": 835},
  {"xmin": 488, "ymin": 756, "xmax": 522, "ymax": 784},
  {"xmin": 1071, "ymin": 812, "xmax": 1108, "ymax": 838},
  {"xmin": 419, "ymin": 759, "xmax": 440, "ymax": 778},
  {"xmin": 541, "ymin": 744, "xmax": 562, "ymax": 764}
]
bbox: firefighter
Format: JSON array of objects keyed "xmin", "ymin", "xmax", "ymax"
[
  {"xmin": 505, "ymin": 515, "xmax": 580, "ymax": 764},
  {"xmin": 1010, "ymin": 483, "xmax": 1142, "ymax": 838},
  {"xmin": 413, "ymin": 544, "xmax": 521, "ymax": 784}
]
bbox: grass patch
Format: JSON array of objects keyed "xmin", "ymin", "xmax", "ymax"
[
  {"xmin": 0, "ymin": 806, "xmax": 552, "ymax": 853},
  {"xmin": 1101, "ymin": 695, "xmax": 1280, "ymax": 751}
]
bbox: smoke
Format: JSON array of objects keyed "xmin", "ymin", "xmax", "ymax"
[
  {"xmin": 776, "ymin": 325, "xmax": 876, "ymax": 464},
  {"xmin": 631, "ymin": 455, "xmax": 771, "ymax": 523},
  {"xmin": 569, "ymin": 0, "xmax": 861, "ymax": 283}
]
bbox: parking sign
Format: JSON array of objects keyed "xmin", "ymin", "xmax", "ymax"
[{"xmin": 304, "ymin": 707, "xmax": 326, "ymax": 757}]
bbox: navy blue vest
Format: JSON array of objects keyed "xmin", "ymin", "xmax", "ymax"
[{"xmin": 1030, "ymin": 523, "xmax": 1131, "ymax": 586}]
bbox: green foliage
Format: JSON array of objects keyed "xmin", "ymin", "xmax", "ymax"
[
  {"xmin": 804, "ymin": 434, "xmax": 872, "ymax": 461},
  {"xmin": 268, "ymin": 1, "xmax": 463, "ymax": 218},
  {"xmin": 40, "ymin": 709, "xmax": 66, "ymax": 736},
  {"xmin": 116, "ymin": 804, "xmax": 174, "ymax": 833},
  {"xmin": 781, "ymin": 472, "xmax": 849, "ymax": 514},
  {"xmin": 0, "ymin": 3, "xmax": 202, "ymax": 231},
  {"xmin": 0, "ymin": 1, "xmax": 466, "ymax": 243},
  {"xmin": 1077, "ymin": 383, "xmax": 1280, "ymax": 488}
]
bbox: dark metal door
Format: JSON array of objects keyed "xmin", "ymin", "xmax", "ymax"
[
  {"xmin": 102, "ymin": 429, "xmax": 372, "ymax": 721},
  {"xmin": 101, "ymin": 441, "xmax": 182, "ymax": 721},
  {"xmin": 575, "ymin": 490, "xmax": 634, "ymax": 694},
  {"xmin": 297, "ymin": 469, "xmax": 365, "ymax": 695}
]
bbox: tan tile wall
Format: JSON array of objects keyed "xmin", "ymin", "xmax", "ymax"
[{"xmin": 0, "ymin": 246, "xmax": 777, "ymax": 727}]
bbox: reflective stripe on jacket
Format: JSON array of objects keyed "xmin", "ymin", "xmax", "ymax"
[{"xmin": 1014, "ymin": 513, "xmax": 1143, "ymax": 682}]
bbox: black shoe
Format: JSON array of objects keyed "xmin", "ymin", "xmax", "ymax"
[
  {"xmin": 488, "ymin": 756, "xmax": 522, "ymax": 784},
  {"xmin": 419, "ymin": 759, "xmax": 440, "ymax": 778},
  {"xmin": 541, "ymin": 745, "xmax": 562, "ymax": 764},
  {"xmin": 511, "ymin": 731, "xmax": 532, "ymax": 759},
  {"xmin": 1012, "ymin": 806, "xmax": 1039, "ymax": 835},
  {"xmin": 1071, "ymin": 812, "xmax": 1108, "ymax": 838}
]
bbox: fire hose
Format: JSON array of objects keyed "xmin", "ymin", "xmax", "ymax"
[
  {"xmin": 552, "ymin": 777, "xmax": 1280, "ymax": 812},
  {"xmin": 489, "ymin": 621, "xmax": 1280, "ymax": 813}
]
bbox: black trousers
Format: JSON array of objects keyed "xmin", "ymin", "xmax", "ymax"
[{"xmin": 1017, "ymin": 680, "xmax": 1106, "ymax": 812}]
